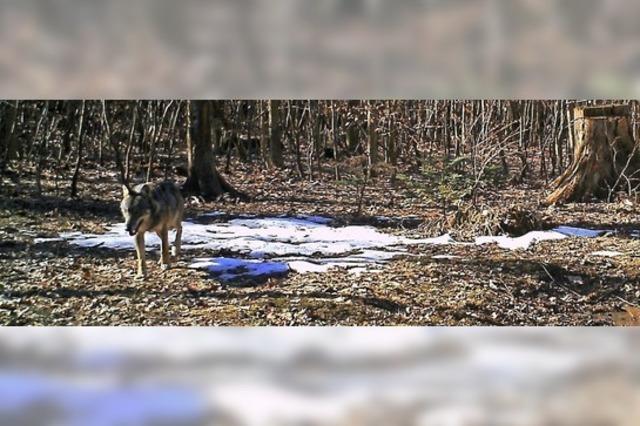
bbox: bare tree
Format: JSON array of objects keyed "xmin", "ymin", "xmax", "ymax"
[
  {"xmin": 268, "ymin": 100, "xmax": 284, "ymax": 168},
  {"xmin": 182, "ymin": 100, "xmax": 245, "ymax": 201},
  {"xmin": 70, "ymin": 100, "xmax": 86, "ymax": 197}
]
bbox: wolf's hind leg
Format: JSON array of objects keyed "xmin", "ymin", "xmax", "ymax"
[{"xmin": 172, "ymin": 224, "xmax": 182, "ymax": 259}]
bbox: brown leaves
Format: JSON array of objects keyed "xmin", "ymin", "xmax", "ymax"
[
  {"xmin": 81, "ymin": 267, "xmax": 93, "ymax": 281},
  {"xmin": 2, "ymin": 159, "xmax": 640, "ymax": 325},
  {"xmin": 612, "ymin": 306, "xmax": 640, "ymax": 326}
]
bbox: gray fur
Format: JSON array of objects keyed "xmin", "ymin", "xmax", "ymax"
[{"xmin": 120, "ymin": 181, "xmax": 184, "ymax": 278}]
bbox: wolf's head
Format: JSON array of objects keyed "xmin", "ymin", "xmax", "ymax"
[{"xmin": 120, "ymin": 185, "xmax": 152, "ymax": 236}]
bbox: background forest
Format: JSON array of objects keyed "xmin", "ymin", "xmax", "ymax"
[
  {"xmin": 1, "ymin": 100, "xmax": 639, "ymax": 326},
  {"xmin": 2, "ymin": 100, "xmax": 640, "ymax": 202}
]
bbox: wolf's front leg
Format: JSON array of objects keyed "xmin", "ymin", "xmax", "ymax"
[
  {"xmin": 135, "ymin": 232, "xmax": 147, "ymax": 278},
  {"xmin": 172, "ymin": 225, "xmax": 182, "ymax": 259},
  {"xmin": 159, "ymin": 227, "xmax": 170, "ymax": 270}
]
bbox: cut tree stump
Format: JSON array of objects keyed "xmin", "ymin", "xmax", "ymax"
[{"xmin": 545, "ymin": 104, "xmax": 640, "ymax": 204}]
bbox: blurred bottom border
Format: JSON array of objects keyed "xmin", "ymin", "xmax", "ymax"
[{"xmin": 0, "ymin": 327, "xmax": 638, "ymax": 426}]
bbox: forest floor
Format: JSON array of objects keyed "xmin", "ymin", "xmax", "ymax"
[{"xmin": 1, "ymin": 162, "xmax": 640, "ymax": 325}]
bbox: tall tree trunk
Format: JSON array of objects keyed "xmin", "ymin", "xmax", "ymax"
[
  {"xmin": 268, "ymin": 99, "xmax": 284, "ymax": 168},
  {"xmin": 0, "ymin": 101, "xmax": 18, "ymax": 171},
  {"xmin": 331, "ymin": 100, "xmax": 341, "ymax": 180},
  {"xmin": 34, "ymin": 102, "xmax": 49, "ymax": 196},
  {"xmin": 182, "ymin": 100, "xmax": 245, "ymax": 201},
  {"xmin": 70, "ymin": 101, "xmax": 86, "ymax": 197},
  {"xmin": 388, "ymin": 101, "xmax": 397, "ymax": 165},
  {"xmin": 310, "ymin": 100, "xmax": 322, "ymax": 179},
  {"xmin": 186, "ymin": 101, "xmax": 193, "ymax": 171},
  {"xmin": 259, "ymin": 101, "xmax": 268, "ymax": 167},
  {"xmin": 58, "ymin": 102, "xmax": 75, "ymax": 166},
  {"xmin": 367, "ymin": 101, "xmax": 378, "ymax": 174},
  {"xmin": 345, "ymin": 100, "xmax": 361, "ymax": 155},
  {"xmin": 146, "ymin": 100, "xmax": 173, "ymax": 182},
  {"xmin": 124, "ymin": 102, "xmax": 138, "ymax": 182}
]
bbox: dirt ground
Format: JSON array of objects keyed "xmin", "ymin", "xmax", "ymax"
[{"xmin": 1, "ymin": 163, "xmax": 639, "ymax": 325}]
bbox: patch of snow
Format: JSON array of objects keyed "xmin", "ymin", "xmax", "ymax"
[
  {"xmin": 189, "ymin": 257, "xmax": 289, "ymax": 281},
  {"xmin": 474, "ymin": 226, "xmax": 608, "ymax": 250},
  {"xmin": 60, "ymin": 231, "xmax": 84, "ymax": 238},
  {"xmin": 552, "ymin": 226, "xmax": 608, "ymax": 238},
  {"xmin": 278, "ymin": 248, "xmax": 404, "ymax": 274},
  {"xmin": 199, "ymin": 211, "xmax": 226, "ymax": 217},
  {"xmin": 566, "ymin": 275, "xmax": 584, "ymax": 285},
  {"xmin": 591, "ymin": 250, "xmax": 623, "ymax": 257},
  {"xmin": 287, "ymin": 260, "xmax": 334, "ymax": 273},
  {"xmin": 57, "ymin": 216, "xmax": 430, "ymax": 281},
  {"xmin": 432, "ymin": 254, "xmax": 462, "ymax": 260},
  {"xmin": 33, "ymin": 237, "xmax": 65, "ymax": 243},
  {"xmin": 295, "ymin": 215, "xmax": 333, "ymax": 224},
  {"xmin": 49, "ymin": 216, "xmax": 614, "ymax": 282},
  {"xmin": 475, "ymin": 230, "xmax": 567, "ymax": 250}
]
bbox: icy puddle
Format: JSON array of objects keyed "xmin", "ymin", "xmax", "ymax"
[{"xmin": 45, "ymin": 214, "xmax": 609, "ymax": 282}]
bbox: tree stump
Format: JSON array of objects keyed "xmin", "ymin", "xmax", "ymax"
[{"xmin": 545, "ymin": 105, "xmax": 640, "ymax": 204}]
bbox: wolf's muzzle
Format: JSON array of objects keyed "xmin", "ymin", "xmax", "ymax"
[{"xmin": 126, "ymin": 221, "xmax": 140, "ymax": 236}]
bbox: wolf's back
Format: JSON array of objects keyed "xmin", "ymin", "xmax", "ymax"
[{"xmin": 145, "ymin": 181, "xmax": 184, "ymax": 229}]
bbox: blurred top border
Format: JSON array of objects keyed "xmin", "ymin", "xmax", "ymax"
[{"xmin": 1, "ymin": 0, "xmax": 638, "ymax": 99}]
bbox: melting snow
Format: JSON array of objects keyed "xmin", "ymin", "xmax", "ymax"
[
  {"xmin": 45, "ymin": 214, "xmax": 611, "ymax": 282},
  {"xmin": 432, "ymin": 254, "xmax": 462, "ymax": 260},
  {"xmin": 56, "ymin": 215, "xmax": 436, "ymax": 281},
  {"xmin": 475, "ymin": 230, "xmax": 567, "ymax": 250},
  {"xmin": 553, "ymin": 226, "xmax": 608, "ymax": 238},
  {"xmin": 33, "ymin": 236, "xmax": 65, "ymax": 243},
  {"xmin": 590, "ymin": 250, "xmax": 623, "ymax": 257},
  {"xmin": 189, "ymin": 258, "xmax": 289, "ymax": 282},
  {"xmin": 474, "ymin": 226, "xmax": 609, "ymax": 251}
]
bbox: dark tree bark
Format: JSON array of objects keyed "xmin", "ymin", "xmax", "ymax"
[
  {"xmin": 58, "ymin": 102, "xmax": 75, "ymax": 166},
  {"xmin": 345, "ymin": 100, "xmax": 360, "ymax": 154},
  {"xmin": 366, "ymin": 101, "xmax": 378, "ymax": 172},
  {"xmin": 182, "ymin": 100, "xmax": 246, "ymax": 201},
  {"xmin": 71, "ymin": 100, "xmax": 85, "ymax": 197},
  {"xmin": 268, "ymin": 99, "xmax": 284, "ymax": 168},
  {"xmin": 124, "ymin": 102, "xmax": 138, "ymax": 182},
  {"xmin": 546, "ymin": 105, "xmax": 640, "ymax": 204},
  {"xmin": 0, "ymin": 101, "xmax": 18, "ymax": 172},
  {"xmin": 35, "ymin": 102, "xmax": 60, "ymax": 196},
  {"xmin": 146, "ymin": 100, "xmax": 173, "ymax": 182},
  {"xmin": 310, "ymin": 100, "xmax": 322, "ymax": 177}
]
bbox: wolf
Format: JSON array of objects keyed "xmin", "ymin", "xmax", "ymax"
[{"xmin": 120, "ymin": 181, "xmax": 184, "ymax": 278}]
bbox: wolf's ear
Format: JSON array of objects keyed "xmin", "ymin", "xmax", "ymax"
[{"xmin": 122, "ymin": 185, "xmax": 130, "ymax": 197}]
